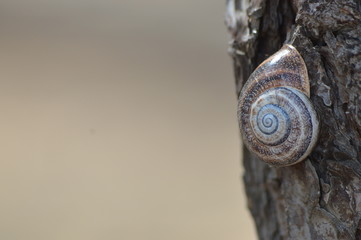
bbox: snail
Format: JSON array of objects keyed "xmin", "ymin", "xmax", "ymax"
[{"xmin": 238, "ymin": 44, "xmax": 319, "ymax": 167}]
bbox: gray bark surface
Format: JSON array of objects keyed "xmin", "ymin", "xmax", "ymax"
[{"xmin": 225, "ymin": 0, "xmax": 361, "ymax": 239}]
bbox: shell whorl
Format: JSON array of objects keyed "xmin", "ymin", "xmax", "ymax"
[{"xmin": 238, "ymin": 45, "xmax": 319, "ymax": 167}]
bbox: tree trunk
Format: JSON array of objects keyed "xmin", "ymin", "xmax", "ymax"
[{"xmin": 225, "ymin": 0, "xmax": 361, "ymax": 239}]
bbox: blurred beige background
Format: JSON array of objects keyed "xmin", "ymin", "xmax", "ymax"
[{"xmin": 0, "ymin": 1, "xmax": 256, "ymax": 239}]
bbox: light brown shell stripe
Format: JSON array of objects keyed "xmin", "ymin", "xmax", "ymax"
[
  {"xmin": 242, "ymin": 88, "xmax": 316, "ymax": 166},
  {"xmin": 237, "ymin": 45, "xmax": 319, "ymax": 167},
  {"xmin": 250, "ymin": 44, "xmax": 309, "ymax": 95},
  {"xmin": 239, "ymin": 45, "xmax": 309, "ymax": 103}
]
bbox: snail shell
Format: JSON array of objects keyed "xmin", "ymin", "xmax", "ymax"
[{"xmin": 238, "ymin": 45, "xmax": 319, "ymax": 167}]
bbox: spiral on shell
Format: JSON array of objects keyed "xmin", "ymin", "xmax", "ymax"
[{"xmin": 238, "ymin": 45, "xmax": 319, "ymax": 167}]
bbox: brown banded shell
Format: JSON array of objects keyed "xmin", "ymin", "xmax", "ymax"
[{"xmin": 238, "ymin": 45, "xmax": 319, "ymax": 167}]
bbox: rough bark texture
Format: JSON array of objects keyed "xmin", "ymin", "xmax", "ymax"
[{"xmin": 226, "ymin": 0, "xmax": 361, "ymax": 239}]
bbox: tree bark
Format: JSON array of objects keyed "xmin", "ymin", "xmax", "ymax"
[{"xmin": 226, "ymin": 0, "xmax": 361, "ymax": 239}]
